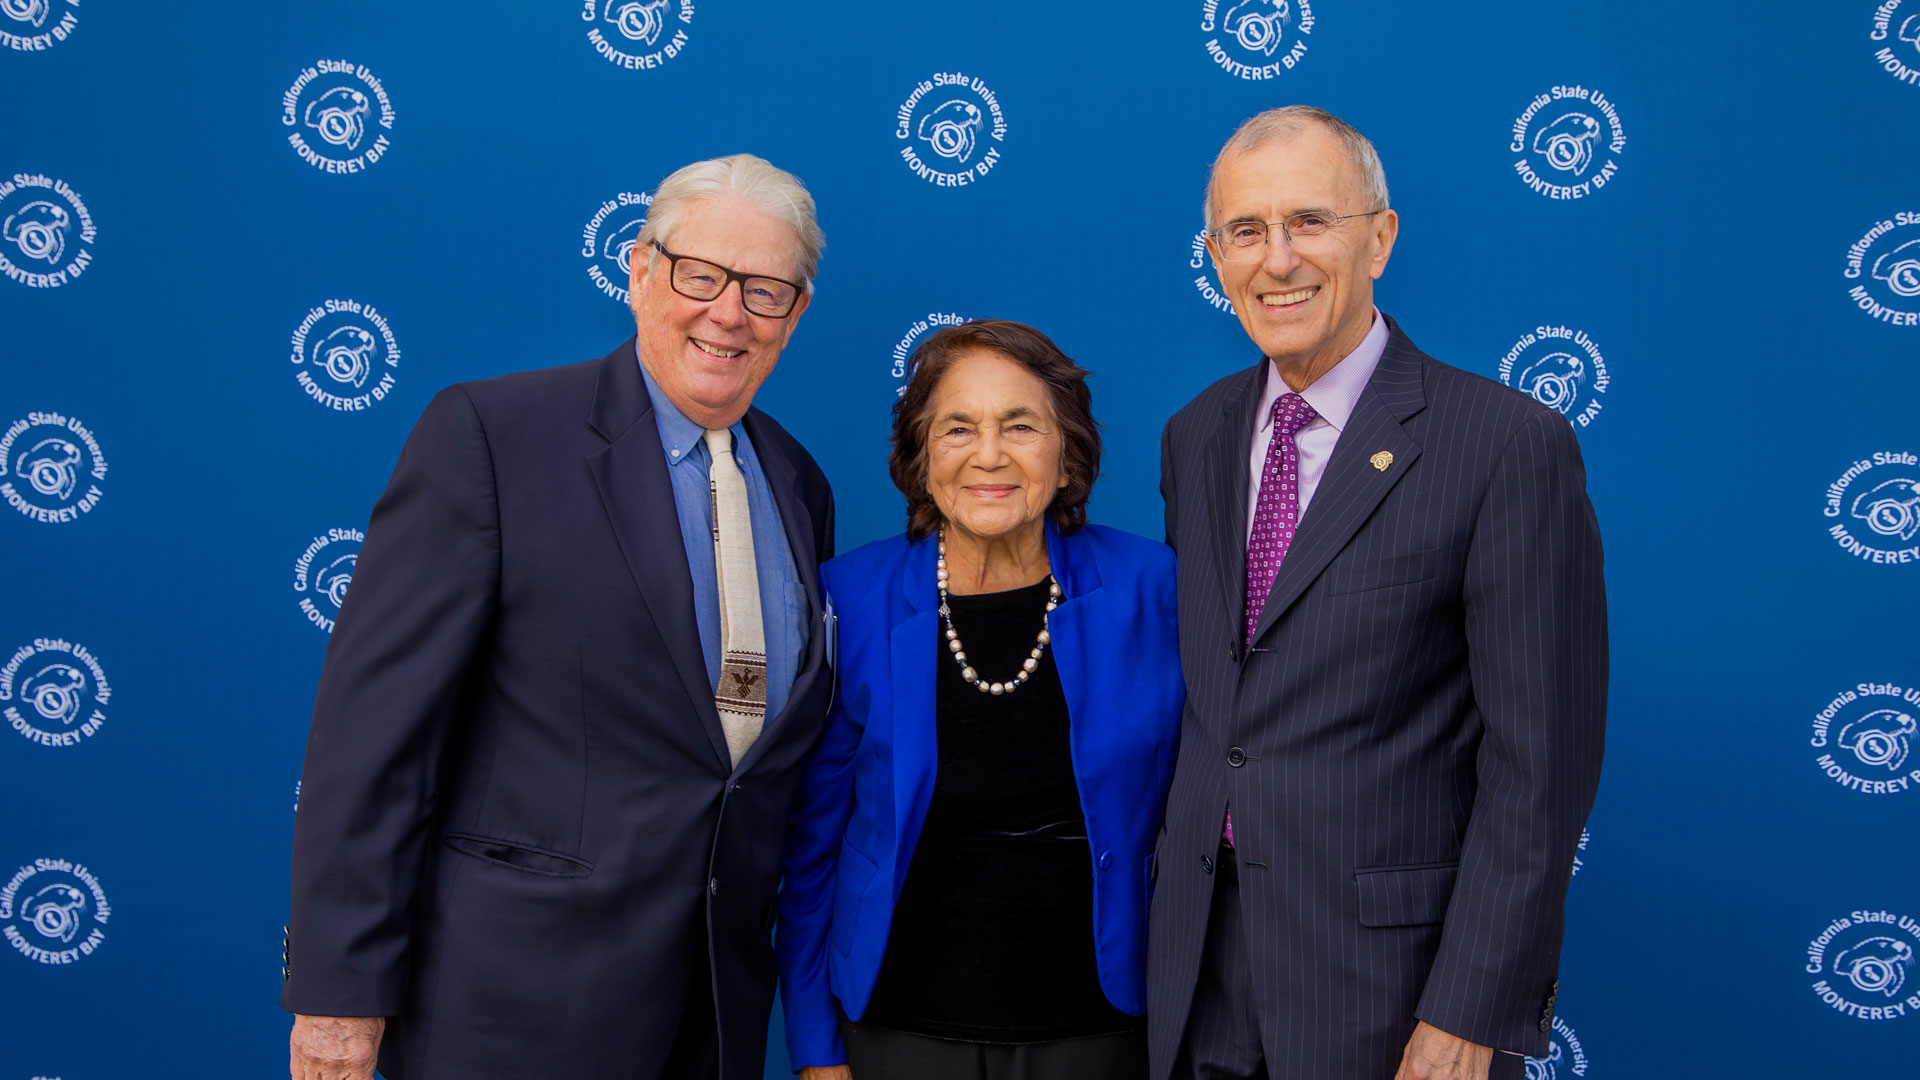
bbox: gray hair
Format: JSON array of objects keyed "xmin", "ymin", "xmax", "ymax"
[
  {"xmin": 637, "ymin": 153, "xmax": 826, "ymax": 289},
  {"xmin": 1203, "ymin": 106, "xmax": 1390, "ymax": 231}
]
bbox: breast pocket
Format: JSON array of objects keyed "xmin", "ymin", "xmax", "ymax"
[{"xmin": 1320, "ymin": 548, "xmax": 1443, "ymax": 597}]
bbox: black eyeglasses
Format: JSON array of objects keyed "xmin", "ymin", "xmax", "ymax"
[{"xmin": 650, "ymin": 241, "xmax": 805, "ymax": 318}]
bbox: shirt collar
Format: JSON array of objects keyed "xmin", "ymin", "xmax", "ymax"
[
  {"xmin": 1255, "ymin": 308, "xmax": 1389, "ymax": 435},
  {"xmin": 636, "ymin": 343, "xmax": 739, "ymax": 467}
]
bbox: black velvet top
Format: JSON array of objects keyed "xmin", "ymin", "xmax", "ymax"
[{"xmin": 861, "ymin": 578, "xmax": 1143, "ymax": 1043}]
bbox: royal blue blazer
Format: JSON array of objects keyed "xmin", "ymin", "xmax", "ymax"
[{"xmin": 775, "ymin": 520, "xmax": 1185, "ymax": 1068}]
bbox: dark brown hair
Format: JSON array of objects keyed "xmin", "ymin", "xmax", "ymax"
[{"xmin": 888, "ymin": 319, "xmax": 1102, "ymax": 540}]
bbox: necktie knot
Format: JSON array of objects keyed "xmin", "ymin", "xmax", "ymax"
[
  {"xmin": 703, "ymin": 427, "xmax": 734, "ymax": 460},
  {"xmin": 1270, "ymin": 392, "xmax": 1318, "ymax": 438}
]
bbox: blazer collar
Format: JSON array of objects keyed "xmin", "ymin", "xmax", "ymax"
[{"xmin": 896, "ymin": 517, "xmax": 1101, "ymax": 614}]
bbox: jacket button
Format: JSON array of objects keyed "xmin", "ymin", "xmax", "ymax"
[
  {"xmin": 709, "ymin": 877, "xmax": 719, "ymax": 897},
  {"xmin": 1226, "ymin": 747, "xmax": 1247, "ymax": 767},
  {"xmin": 1098, "ymin": 851, "xmax": 1112, "ymax": 870},
  {"xmin": 1201, "ymin": 855, "xmax": 1214, "ymax": 874}
]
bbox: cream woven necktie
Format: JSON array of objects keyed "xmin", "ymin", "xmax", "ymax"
[{"xmin": 704, "ymin": 427, "xmax": 766, "ymax": 767}]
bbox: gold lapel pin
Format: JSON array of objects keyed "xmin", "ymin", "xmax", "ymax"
[{"xmin": 1370, "ymin": 451, "xmax": 1393, "ymax": 472}]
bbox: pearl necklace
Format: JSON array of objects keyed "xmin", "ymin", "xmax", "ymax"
[{"xmin": 936, "ymin": 529, "xmax": 1060, "ymax": 696}]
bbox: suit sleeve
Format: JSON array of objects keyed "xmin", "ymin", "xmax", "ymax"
[
  {"xmin": 775, "ymin": 581, "xmax": 864, "ymax": 1068},
  {"xmin": 1415, "ymin": 409, "xmax": 1607, "ymax": 1055},
  {"xmin": 283, "ymin": 385, "xmax": 502, "ymax": 1017}
]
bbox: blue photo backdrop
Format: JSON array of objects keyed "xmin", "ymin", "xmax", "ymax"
[{"xmin": 3, "ymin": 3, "xmax": 1917, "ymax": 1076}]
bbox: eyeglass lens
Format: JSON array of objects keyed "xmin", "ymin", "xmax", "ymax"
[{"xmin": 670, "ymin": 258, "xmax": 799, "ymax": 317}]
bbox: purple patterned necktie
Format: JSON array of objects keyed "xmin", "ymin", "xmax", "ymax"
[{"xmin": 1226, "ymin": 391, "xmax": 1318, "ymax": 848}]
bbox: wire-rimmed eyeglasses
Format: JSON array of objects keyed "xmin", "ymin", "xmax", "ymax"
[
  {"xmin": 651, "ymin": 241, "xmax": 805, "ymax": 318},
  {"xmin": 1209, "ymin": 209, "xmax": 1387, "ymax": 262}
]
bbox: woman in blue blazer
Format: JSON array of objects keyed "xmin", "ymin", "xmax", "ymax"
[{"xmin": 777, "ymin": 320, "xmax": 1184, "ymax": 1079}]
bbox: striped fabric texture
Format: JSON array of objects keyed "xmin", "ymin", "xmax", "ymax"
[{"xmin": 1148, "ymin": 315, "xmax": 1608, "ymax": 1080}]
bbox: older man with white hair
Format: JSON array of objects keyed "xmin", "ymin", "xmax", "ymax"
[
  {"xmin": 283, "ymin": 153, "xmax": 836, "ymax": 1080},
  {"xmin": 1151, "ymin": 107, "xmax": 1607, "ymax": 1080}
]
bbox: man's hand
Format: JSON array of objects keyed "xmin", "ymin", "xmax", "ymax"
[
  {"xmin": 798, "ymin": 1067, "xmax": 852, "ymax": 1080},
  {"xmin": 290, "ymin": 1014, "xmax": 385, "ymax": 1080},
  {"xmin": 1392, "ymin": 1020, "xmax": 1493, "ymax": 1080}
]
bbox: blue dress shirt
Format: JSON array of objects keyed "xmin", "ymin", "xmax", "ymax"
[{"xmin": 639, "ymin": 352, "xmax": 809, "ymax": 726}]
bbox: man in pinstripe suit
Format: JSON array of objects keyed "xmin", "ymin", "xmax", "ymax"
[{"xmin": 1149, "ymin": 106, "xmax": 1607, "ymax": 1080}]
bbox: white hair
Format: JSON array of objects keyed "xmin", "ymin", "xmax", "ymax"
[
  {"xmin": 637, "ymin": 153, "xmax": 826, "ymax": 288},
  {"xmin": 1203, "ymin": 106, "xmax": 1390, "ymax": 231}
]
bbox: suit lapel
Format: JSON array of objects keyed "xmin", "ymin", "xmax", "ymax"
[
  {"xmin": 584, "ymin": 340, "xmax": 732, "ymax": 770},
  {"xmin": 1205, "ymin": 362, "xmax": 1266, "ymax": 639},
  {"xmin": 1044, "ymin": 521, "xmax": 1102, "ymax": 770},
  {"xmin": 1248, "ymin": 324, "xmax": 1429, "ymax": 645},
  {"xmin": 889, "ymin": 535, "xmax": 940, "ymax": 889}
]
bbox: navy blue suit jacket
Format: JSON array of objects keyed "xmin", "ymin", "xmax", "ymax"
[
  {"xmin": 776, "ymin": 522, "xmax": 1185, "ymax": 1068},
  {"xmin": 1149, "ymin": 316, "xmax": 1608, "ymax": 1079},
  {"xmin": 283, "ymin": 339, "xmax": 835, "ymax": 1080}
]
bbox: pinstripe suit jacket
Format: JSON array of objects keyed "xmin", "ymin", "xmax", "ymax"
[{"xmin": 1148, "ymin": 315, "xmax": 1607, "ymax": 1079}]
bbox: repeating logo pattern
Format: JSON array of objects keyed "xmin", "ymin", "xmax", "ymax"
[
  {"xmin": 1812, "ymin": 682, "xmax": 1920, "ymax": 796},
  {"xmin": 583, "ymin": 0, "xmax": 692, "ymax": 69},
  {"xmin": 289, "ymin": 300, "xmax": 401, "ymax": 412},
  {"xmin": 0, "ymin": 173, "xmax": 95, "ymax": 289},
  {"xmin": 282, "ymin": 60, "xmax": 396, "ymax": 174},
  {"xmin": 1824, "ymin": 451, "xmax": 1920, "ymax": 565},
  {"xmin": 0, "ymin": 0, "xmax": 77, "ymax": 51},
  {"xmin": 896, "ymin": 73, "xmax": 1007, "ymax": 187},
  {"xmin": 0, "ymin": 412, "xmax": 106, "ymax": 524},
  {"xmin": 1842, "ymin": 212, "xmax": 1920, "ymax": 326},
  {"xmin": 1572, "ymin": 827, "xmax": 1590, "ymax": 877},
  {"xmin": 1190, "ymin": 231, "xmax": 1236, "ymax": 316},
  {"xmin": 1871, "ymin": 2, "xmax": 1920, "ymax": 87},
  {"xmin": 1524, "ymin": 1016, "xmax": 1589, "ymax": 1079},
  {"xmin": 1, "ymin": 859, "xmax": 109, "ymax": 965},
  {"xmin": 2, "ymin": 638, "xmax": 109, "ymax": 748},
  {"xmin": 581, "ymin": 191, "xmax": 654, "ymax": 305},
  {"xmin": 1807, "ymin": 910, "xmax": 1920, "ymax": 1021},
  {"xmin": 1497, "ymin": 325, "xmax": 1609, "ymax": 428},
  {"xmin": 890, "ymin": 311, "xmax": 971, "ymax": 396},
  {"xmin": 293, "ymin": 528, "xmax": 365, "ymax": 634},
  {"xmin": 1199, "ymin": 0, "xmax": 1313, "ymax": 79},
  {"xmin": 1510, "ymin": 86, "xmax": 1625, "ymax": 200}
]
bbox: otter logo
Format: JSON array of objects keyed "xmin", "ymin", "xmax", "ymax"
[
  {"xmin": 282, "ymin": 61, "xmax": 395, "ymax": 174},
  {"xmin": 305, "ymin": 86, "xmax": 369, "ymax": 150},
  {"xmin": 1498, "ymin": 326, "xmax": 1608, "ymax": 429},
  {"xmin": 1871, "ymin": 3, "xmax": 1920, "ymax": 87},
  {"xmin": 580, "ymin": 191, "xmax": 653, "ymax": 305},
  {"xmin": 293, "ymin": 527, "xmax": 366, "ymax": 634},
  {"xmin": 605, "ymin": 0, "xmax": 668, "ymax": 45},
  {"xmin": 919, "ymin": 100, "xmax": 982, "ymax": 161},
  {"xmin": 290, "ymin": 300, "xmax": 400, "ymax": 411},
  {"xmin": 4, "ymin": 200, "xmax": 67, "ymax": 263},
  {"xmin": 0, "ymin": 0, "xmax": 76, "ymax": 50},
  {"xmin": 1808, "ymin": 911, "xmax": 1920, "ymax": 1021},
  {"xmin": 1532, "ymin": 113, "xmax": 1600, "ymax": 175},
  {"xmin": 583, "ymin": 0, "xmax": 691, "ymax": 70},
  {"xmin": 1, "ymin": 860, "xmax": 110, "ymax": 964},
  {"xmin": 1823, "ymin": 452, "xmax": 1920, "ymax": 564},
  {"xmin": 1200, "ymin": 0, "xmax": 1311, "ymax": 79},
  {"xmin": 890, "ymin": 312, "xmax": 973, "ymax": 397},
  {"xmin": 1811, "ymin": 683, "xmax": 1920, "ymax": 796},
  {"xmin": 2, "ymin": 638, "xmax": 110, "ymax": 748},
  {"xmin": 1844, "ymin": 214, "xmax": 1920, "ymax": 325},
  {"xmin": 896, "ymin": 75, "xmax": 1008, "ymax": 187},
  {"xmin": 0, "ymin": 174, "xmax": 95, "ymax": 288},
  {"xmin": 0, "ymin": 412, "xmax": 106, "ymax": 523},
  {"xmin": 1523, "ymin": 1017, "xmax": 1588, "ymax": 1078},
  {"xmin": 1511, "ymin": 86, "xmax": 1625, "ymax": 200}
]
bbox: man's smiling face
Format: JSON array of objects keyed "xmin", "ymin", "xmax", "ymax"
[
  {"xmin": 630, "ymin": 196, "xmax": 810, "ymax": 429},
  {"xmin": 1206, "ymin": 124, "xmax": 1396, "ymax": 384}
]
